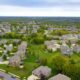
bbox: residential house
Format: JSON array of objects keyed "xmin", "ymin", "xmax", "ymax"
[
  {"xmin": 9, "ymin": 55, "xmax": 21, "ymax": 67},
  {"xmin": 71, "ymin": 44, "xmax": 80, "ymax": 53},
  {"xmin": 60, "ymin": 43, "xmax": 73, "ymax": 56},
  {"xmin": 9, "ymin": 41, "xmax": 27, "ymax": 67},
  {"xmin": 32, "ymin": 66, "xmax": 51, "ymax": 78},
  {"xmin": 45, "ymin": 40, "xmax": 60, "ymax": 52},
  {"xmin": 61, "ymin": 34, "xmax": 78, "ymax": 40},
  {"xmin": 48, "ymin": 73, "xmax": 71, "ymax": 80},
  {"xmin": 6, "ymin": 44, "xmax": 13, "ymax": 52}
]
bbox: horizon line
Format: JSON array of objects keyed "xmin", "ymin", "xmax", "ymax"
[{"xmin": 0, "ymin": 16, "xmax": 80, "ymax": 17}]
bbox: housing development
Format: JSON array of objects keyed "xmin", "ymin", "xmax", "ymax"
[{"xmin": 0, "ymin": 17, "xmax": 80, "ymax": 80}]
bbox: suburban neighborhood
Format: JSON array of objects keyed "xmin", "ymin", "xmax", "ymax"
[{"xmin": 0, "ymin": 17, "xmax": 80, "ymax": 80}]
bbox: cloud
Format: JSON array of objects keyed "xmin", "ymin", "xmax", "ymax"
[
  {"xmin": 0, "ymin": 5, "xmax": 80, "ymax": 17},
  {"xmin": 0, "ymin": 0, "xmax": 80, "ymax": 16},
  {"xmin": 0, "ymin": 0, "xmax": 80, "ymax": 7}
]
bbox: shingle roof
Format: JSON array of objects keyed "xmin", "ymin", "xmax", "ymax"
[
  {"xmin": 49, "ymin": 74, "xmax": 71, "ymax": 80},
  {"xmin": 32, "ymin": 66, "xmax": 51, "ymax": 78}
]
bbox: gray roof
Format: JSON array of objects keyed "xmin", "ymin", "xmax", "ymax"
[
  {"xmin": 9, "ymin": 41, "xmax": 27, "ymax": 67},
  {"xmin": 32, "ymin": 66, "xmax": 51, "ymax": 78},
  {"xmin": 18, "ymin": 41, "xmax": 27, "ymax": 51},
  {"xmin": 72, "ymin": 44, "xmax": 80, "ymax": 53},
  {"xmin": 48, "ymin": 74, "xmax": 71, "ymax": 80},
  {"xmin": 61, "ymin": 34, "xmax": 78, "ymax": 40},
  {"xmin": 9, "ymin": 55, "xmax": 21, "ymax": 67},
  {"xmin": 60, "ymin": 44, "xmax": 73, "ymax": 55}
]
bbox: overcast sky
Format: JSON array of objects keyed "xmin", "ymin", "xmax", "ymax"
[{"xmin": 0, "ymin": 0, "xmax": 80, "ymax": 16}]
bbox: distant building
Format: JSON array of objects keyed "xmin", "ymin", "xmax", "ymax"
[
  {"xmin": 77, "ymin": 34, "xmax": 80, "ymax": 39},
  {"xmin": 45, "ymin": 40, "xmax": 60, "ymax": 52},
  {"xmin": 6, "ymin": 44, "xmax": 13, "ymax": 52},
  {"xmin": 60, "ymin": 43, "xmax": 73, "ymax": 56},
  {"xmin": 61, "ymin": 34, "xmax": 78, "ymax": 40},
  {"xmin": 0, "ymin": 22, "xmax": 11, "ymax": 35},
  {"xmin": 72, "ymin": 44, "xmax": 80, "ymax": 53}
]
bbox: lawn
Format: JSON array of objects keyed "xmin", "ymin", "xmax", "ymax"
[
  {"xmin": 0, "ymin": 44, "xmax": 60, "ymax": 78},
  {"xmin": 0, "ymin": 43, "xmax": 80, "ymax": 79}
]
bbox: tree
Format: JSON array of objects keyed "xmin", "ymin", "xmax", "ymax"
[
  {"xmin": 39, "ymin": 57, "xmax": 47, "ymax": 66},
  {"xmin": 22, "ymin": 36, "xmax": 27, "ymax": 41},
  {"xmin": 51, "ymin": 30, "xmax": 69, "ymax": 36},
  {"xmin": 63, "ymin": 64, "xmax": 80, "ymax": 80},
  {"xmin": 3, "ymin": 55, "xmax": 7, "ymax": 60},
  {"xmin": 52, "ymin": 55, "xmax": 68, "ymax": 73},
  {"xmin": 30, "ymin": 32, "xmax": 45, "ymax": 44},
  {"xmin": 32, "ymin": 36, "xmax": 44, "ymax": 44},
  {"xmin": 3, "ymin": 32, "xmax": 23, "ymax": 39}
]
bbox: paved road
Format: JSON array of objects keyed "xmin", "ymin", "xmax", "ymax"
[{"xmin": 0, "ymin": 71, "xmax": 20, "ymax": 80}]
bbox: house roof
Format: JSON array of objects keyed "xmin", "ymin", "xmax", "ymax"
[
  {"xmin": 9, "ymin": 55, "xmax": 21, "ymax": 63},
  {"xmin": 48, "ymin": 74, "xmax": 71, "ymax": 80},
  {"xmin": 32, "ymin": 66, "xmax": 51, "ymax": 77}
]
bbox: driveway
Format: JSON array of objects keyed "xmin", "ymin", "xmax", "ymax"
[{"xmin": 0, "ymin": 71, "xmax": 20, "ymax": 80}]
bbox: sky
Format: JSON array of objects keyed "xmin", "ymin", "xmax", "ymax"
[{"xmin": 0, "ymin": 0, "xmax": 80, "ymax": 16}]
